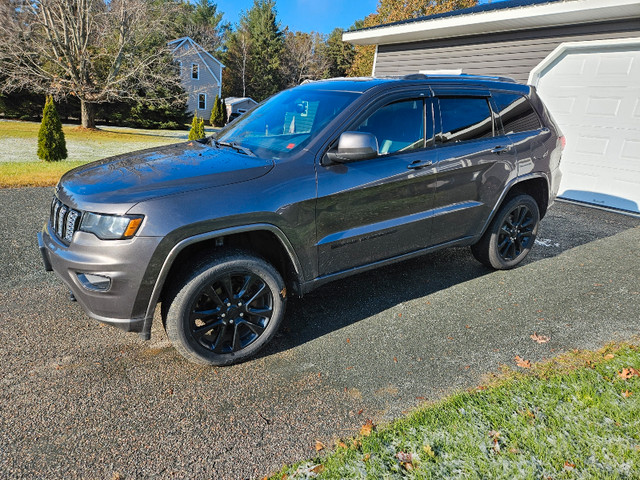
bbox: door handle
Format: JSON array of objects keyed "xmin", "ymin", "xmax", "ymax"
[
  {"xmin": 491, "ymin": 145, "xmax": 510, "ymax": 154},
  {"xmin": 407, "ymin": 160, "xmax": 433, "ymax": 170}
]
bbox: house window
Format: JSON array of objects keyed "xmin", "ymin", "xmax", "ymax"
[
  {"xmin": 192, "ymin": 63, "xmax": 199, "ymax": 80},
  {"xmin": 198, "ymin": 94, "xmax": 206, "ymax": 110}
]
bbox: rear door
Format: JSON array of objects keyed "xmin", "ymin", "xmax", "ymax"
[
  {"xmin": 316, "ymin": 90, "xmax": 437, "ymax": 276},
  {"xmin": 430, "ymin": 90, "xmax": 516, "ymax": 246}
]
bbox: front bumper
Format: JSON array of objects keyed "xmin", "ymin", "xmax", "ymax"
[{"xmin": 38, "ymin": 222, "xmax": 162, "ymax": 334}]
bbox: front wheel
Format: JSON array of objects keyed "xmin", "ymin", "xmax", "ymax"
[
  {"xmin": 164, "ymin": 251, "xmax": 286, "ymax": 366},
  {"xmin": 471, "ymin": 194, "xmax": 540, "ymax": 270}
]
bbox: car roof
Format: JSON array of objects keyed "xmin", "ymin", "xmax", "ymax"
[{"xmin": 297, "ymin": 75, "xmax": 531, "ymax": 95}]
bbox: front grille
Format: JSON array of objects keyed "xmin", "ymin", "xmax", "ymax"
[{"xmin": 50, "ymin": 197, "xmax": 81, "ymax": 244}]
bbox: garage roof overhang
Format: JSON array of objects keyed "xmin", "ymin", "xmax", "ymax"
[{"xmin": 343, "ymin": 0, "xmax": 640, "ymax": 46}]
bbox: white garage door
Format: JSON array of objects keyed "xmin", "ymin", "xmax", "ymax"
[{"xmin": 530, "ymin": 39, "xmax": 640, "ymax": 213}]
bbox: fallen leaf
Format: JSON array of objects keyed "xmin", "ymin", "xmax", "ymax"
[
  {"xmin": 622, "ymin": 390, "xmax": 633, "ymax": 398},
  {"xmin": 593, "ymin": 283, "xmax": 604, "ymax": 287},
  {"xmin": 363, "ymin": 453, "xmax": 371, "ymax": 462},
  {"xmin": 396, "ymin": 452, "xmax": 418, "ymax": 464},
  {"xmin": 604, "ymin": 353, "xmax": 615, "ymax": 360},
  {"xmin": 619, "ymin": 367, "xmax": 640, "ymax": 379},
  {"xmin": 563, "ymin": 461, "xmax": 575, "ymax": 471},
  {"xmin": 423, "ymin": 445, "xmax": 435, "ymax": 457},
  {"xmin": 530, "ymin": 332, "xmax": 550, "ymax": 344},
  {"xmin": 337, "ymin": 441, "xmax": 348, "ymax": 449},
  {"xmin": 492, "ymin": 438, "xmax": 501, "ymax": 454},
  {"xmin": 515, "ymin": 356, "xmax": 531, "ymax": 369},
  {"xmin": 488, "ymin": 430, "xmax": 500, "ymax": 439},
  {"xmin": 346, "ymin": 338, "xmax": 350, "ymax": 343},
  {"xmin": 315, "ymin": 440, "xmax": 325, "ymax": 451},
  {"xmin": 310, "ymin": 465, "xmax": 324, "ymax": 474},
  {"xmin": 357, "ymin": 409, "xmax": 363, "ymax": 415},
  {"xmin": 360, "ymin": 420, "xmax": 374, "ymax": 437},
  {"xmin": 393, "ymin": 357, "xmax": 398, "ymax": 363}
]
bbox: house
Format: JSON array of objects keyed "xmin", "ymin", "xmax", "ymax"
[
  {"xmin": 168, "ymin": 37, "xmax": 224, "ymax": 121},
  {"xmin": 343, "ymin": 0, "xmax": 640, "ymax": 214},
  {"xmin": 224, "ymin": 97, "xmax": 258, "ymax": 119}
]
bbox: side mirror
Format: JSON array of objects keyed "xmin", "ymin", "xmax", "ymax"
[{"xmin": 324, "ymin": 131, "xmax": 378, "ymax": 164}]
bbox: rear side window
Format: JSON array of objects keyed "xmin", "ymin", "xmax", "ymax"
[
  {"xmin": 438, "ymin": 97, "xmax": 493, "ymax": 143},
  {"xmin": 493, "ymin": 92, "xmax": 542, "ymax": 134},
  {"xmin": 355, "ymin": 99, "xmax": 426, "ymax": 155}
]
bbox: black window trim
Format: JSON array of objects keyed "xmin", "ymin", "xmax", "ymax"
[
  {"xmin": 489, "ymin": 90, "xmax": 543, "ymax": 136},
  {"xmin": 326, "ymin": 89, "xmax": 435, "ymax": 162}
]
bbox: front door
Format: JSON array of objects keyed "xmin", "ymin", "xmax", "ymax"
[{"xmin": 316, "ymin": 94, "xmax": 438, "ymax": 276}]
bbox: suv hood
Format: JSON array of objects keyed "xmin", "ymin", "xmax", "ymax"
[{"xmin": 58, "ymin": 141, "xmax": 273, "ymax": 211}]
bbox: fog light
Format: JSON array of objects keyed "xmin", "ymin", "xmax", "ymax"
[{"xmin": 77, "ymin": 273, "xmax": 111, "ymax": 292}]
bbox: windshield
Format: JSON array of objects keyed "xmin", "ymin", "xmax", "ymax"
[{"xmin": 215, "ymin": 88, "xmax": 359, "ymax": 158}]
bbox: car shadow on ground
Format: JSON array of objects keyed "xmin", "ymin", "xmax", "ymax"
[{"xmin": 258, "ymin": 201, "xmax": 640, "ymax": 360}]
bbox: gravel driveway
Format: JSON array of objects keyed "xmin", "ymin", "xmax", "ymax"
[{"xmin": 1, "ymin": 187, "xmax": 639, "ymax": 479}]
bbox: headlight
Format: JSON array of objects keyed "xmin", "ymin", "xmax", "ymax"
[{"xmin": 80, "ymin": 212, "xmax": 144, "ymax": 240}]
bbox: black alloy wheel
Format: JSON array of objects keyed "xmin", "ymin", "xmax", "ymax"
[
  {"xmin": 471, "ymin": 194, "xmax": 540, "ymax": 270},
  {"xmin": 189, "ymin": 272, "xmax": 273, "ymax": 354},
  {"xmin": 165, "ymin": 250, "xmax": 286, "ymax": 366},
  {"xmin": 496, "ymin": 204, "xmax": 535, "ymax": 262}
]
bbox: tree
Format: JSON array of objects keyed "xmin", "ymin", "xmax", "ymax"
[
  {"xmin": 349, "ymin": 0, "xmax": 477, "ymax": 76},
  {"xmin": 169, "ymin": 0, "xmax": 230, "ymax": 55},
  {"xmin": 280, "ymin": 31, "xmax": 330, "ymax": 88},
  {"xmin": 210, "ymin": 94, "xmax": 224, "ymax": 127},
  {"xmin": 223, "ymin": 26, "xmax": 252, "ymax": 98},
  {"xmin": 37, "ymin": 95, "xmax": 67, "ymax": 162},
  {"xmin": 223, "ymin": 0, "xmax": 284, "ymax": 101},
  {"xmin": 324, "ymin": 28, "xmax": 356, "ymax": 78},
  {"xmin": 0, "ymin": 0, "xmax": 186, "ymax": 129},
  {"xmin": 221, "ymin": 98, "xmax": 228, "ymax": 125},
  {"xmin": 188, "ymin": 113, "xmax": 205, "ymax": 140}
]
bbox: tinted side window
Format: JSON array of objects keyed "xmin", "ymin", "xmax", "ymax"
[
  {"xmin": 438, "ymin": 97, "xmax": 493, "ymax": 143},
  {"xmin": 356, "ymin": 99, "xmax": 425, "ymax": 155},
  {"xmin": 493, "ymin": 92, "xmax": 542, "ymax": 134}
]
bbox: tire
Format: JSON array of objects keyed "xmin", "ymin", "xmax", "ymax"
[
  {"xmin": 471, "ymin": 194, "xmax": 540, "ymax": 270},
  {"xmin": 164, "ymin": 250, "xmax": 286, "ymax": 366}
]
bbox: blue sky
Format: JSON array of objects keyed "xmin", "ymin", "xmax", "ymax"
[{"xmin": 214, "ymin": 0, "xmax": 380, "ymax": 34}]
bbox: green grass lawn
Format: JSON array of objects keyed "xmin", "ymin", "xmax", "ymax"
[
  {"xmin": 0, "ymin": 119, "xmax": 201, "ymax": 187},
  {"xmin": 271, "ymin": 343, "xmax": 640, "ymax": 479}
]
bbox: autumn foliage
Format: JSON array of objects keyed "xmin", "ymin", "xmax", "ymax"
[{"xmin": 349, "ymin": 0, "xmax": 478, "ymax": 77}]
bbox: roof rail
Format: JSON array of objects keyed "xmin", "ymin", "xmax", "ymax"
[{"xmin": 401, "ymin": 72, "xmax": 517, "ymax": 83}]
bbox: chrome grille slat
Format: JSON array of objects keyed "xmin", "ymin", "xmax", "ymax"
[{"xmin": 50, "ymin": 197, "xmax": 82, "ymax": 244}]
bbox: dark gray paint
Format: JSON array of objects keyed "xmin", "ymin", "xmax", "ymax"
[
  {"xmin": 374, "ymin": 20, "xmax": 640, "ymax": 82},
  {"xmin": 38, "ymin": 78, "xmax": 561, "ymax": 340}
]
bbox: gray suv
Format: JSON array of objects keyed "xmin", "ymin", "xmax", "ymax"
[{"xmin": 38, "ymin": 74, "xmax": 563, "ymax": 365}]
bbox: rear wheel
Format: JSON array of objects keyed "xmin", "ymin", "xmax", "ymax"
[
  {"xmin": 164, "ymin": 250, "xmax": 286, "ymax": 366},
  {"xmin": 471, "ymin": 194, "xmax": 540, "ymax": 270}
]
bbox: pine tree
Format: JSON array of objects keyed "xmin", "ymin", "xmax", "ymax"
[
  {"xmin": 188, "ymin": 113, "xmax": 205, "ymax": 140},
  {"xmin": 210, "ymin": 94, "xmax": 224, "ymax": 127},
  {"xmin": 221, "ymin": 98, "xmax": 228, "ymax": 125},
  {"xmin": 37, "ymin": 96, "xmax": 68, "ymax": 162}
]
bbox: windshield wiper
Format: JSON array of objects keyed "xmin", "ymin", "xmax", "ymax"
[{"xmin": 211, "ymin": 138, "xmax": 255, "ymax": 157}]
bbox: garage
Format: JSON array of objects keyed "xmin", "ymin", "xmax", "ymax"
[
  {"xmin": 530, "ymin": 39, "xmax": 640, "ymax": 213},
  {"xmin": 343, "ymin": 0, "xmax": 640, "ymax": 213}
]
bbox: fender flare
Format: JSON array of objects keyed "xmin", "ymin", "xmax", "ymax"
[{"xmin": 139, "ymin": 223, "xmax": 304, "ymax": 339}]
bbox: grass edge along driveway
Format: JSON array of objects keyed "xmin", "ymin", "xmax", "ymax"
[{"xmin": 269, "ymin": 342, "xmax": 640, "ymax": 479}]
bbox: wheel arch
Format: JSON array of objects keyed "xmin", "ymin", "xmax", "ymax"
[
  {"xmin": 141, "ymin": 224, "xmax": 304, "ymax": 337},
  {"xmin": 479, "ymin": 173, "xmax": 550, "ymax": 239}
]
